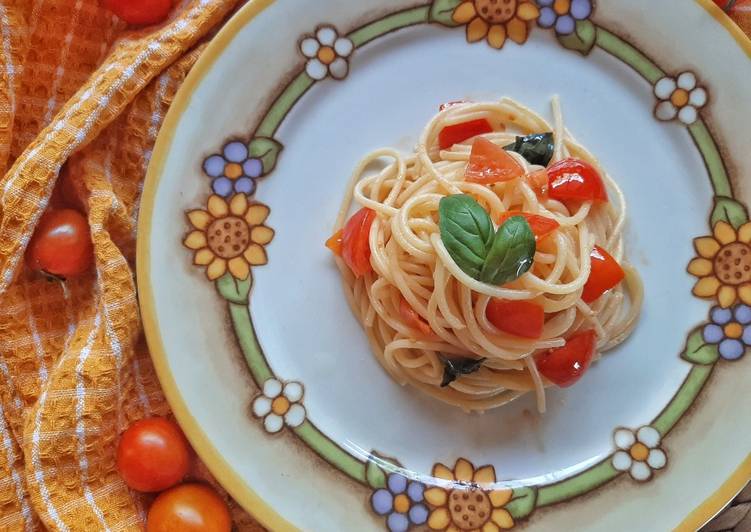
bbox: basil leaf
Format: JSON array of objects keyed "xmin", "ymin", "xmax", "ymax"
[
  {"xmin": 504, "ymin": 133, "xmax": 554, "ymax": 167},
  {"xmin": 479, "ymin": 216, "xmax": 536, "ymax": 285},
  {"xmin": 440, "ymin": 355, "xmax": 486, "ymax": 387},
  {"xmin": 439, "ymin": 195, "xmax": 495, "ymax": 279}
]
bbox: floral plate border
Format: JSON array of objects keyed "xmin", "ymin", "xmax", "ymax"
[{"xmin": 138, "ymin": 0, "xmax": 751, "ymax": 530}]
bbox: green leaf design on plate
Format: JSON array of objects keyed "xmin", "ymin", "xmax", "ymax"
[
  {"xmin": 479, "ymin": 216, "xmax": 536, "ymax": 285},
  {"xmin": 557, "ymin": 20, "xmax": 597, "ymax": 56},
  {"xmin": 711, "ymin": 196, "xmax": 750, "ymax": 230},
  {"xmin": 216, "ymin": 272, "xmax": 253, "ymax": 304},
  {"xmin": 365, "ymin": 452, "xmax": 402, "ymax": 489},
  {"xmin": 439, "ymin": 195, "xmax": 495, "ymax": 280},
  {"xmin": 505, "ymin": 486, "xmax": 537, "ymax": 519},
  {"xmin": 248, "ymin": 137, "xmax": 283, "ymax": 175},
  {"xmin": 681, "ymin": 326, "xmax": 720, "ymax": 365},
  {"xmin": 429, "ymin": 0, "xmax": 463, "ymax": 27}
]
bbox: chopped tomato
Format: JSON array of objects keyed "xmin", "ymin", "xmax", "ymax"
[
  {"xmin": 582, "ymin": 245, "xmax": 625, "ymax": 303},
  {"xmin": 525, "ymin": 168, "xmax": 548, "ymax": 193},
  {"xmin": 341, "ymin": 208, "xmax": 376, "ymax": 277},
  {"xmin": 486, "ymin": 299, "xmax": 544, "ymax": 339},
  {"xmin": 438, "ymin": 119, "xmax": 493, "ymax": 150},
  {"xmin": 547, "ymin": 158, "xmax": 608, "ymax": 203},
  {"xmin": 439, "ymin": 100, "xmax": 467, "ymax": 111},
  {"xmin": 536, "ymin": 330, "xmax": 597, "ymax": 387},
  {"xmin": 326, "ymin": 229, "xmax": 343, "ymax": 256},
  {"xmin": 496, "ymin": 211, "xmax": 559, "ymax": 241},
  {"xmin": 399, "ymin": 297, "xmax": 433, "ymax": 337},
  {"xmin": 465, "ymin": 138, "xmax": 524, "ymax": 184}
]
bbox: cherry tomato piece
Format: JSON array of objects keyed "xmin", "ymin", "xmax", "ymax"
[
  {"xmin": 326, "ymin": 229, "xmax": 343, "ymax": 256},
  {"xmin": 525, "ymin": 168, "xmax": 549, "ymax": 193},
  {"xmin": 465, "ymin": 137, "xmax": 524, "ymax": 184},
  {"xmin": 582, "ymin": 245, "xmax": 625, "ymax": 303},
  {"xmin": 147, "ymin": 483, "xmax": 231, "ymax": 532},
  {"xmin": 341, "ymin": 208, "xmax": 376, "ymax": 278},
  {"xmin": 399, "ymin": 297, "xmax": 433, "ymax": 337},
  {"xmin": 25, "ymin": 209, "xmax": 93, "ymax": 278},
  {"xmin": 536, "ymin": 330, "xmax": 597, "ymax": 387},
  {"xmin": 104, "ymin": 0, "xmax": 172, "ymax": 25},
  {"xmin": 486, "ymin": 299, "xmax": 544, "ymax": 339},
  {"xmin": 438, "ymin": 119, "xmax": 493, "ymax": 150},
  {"xmin": 117, "ymin": 417, "xmax": 191, "ymax": 493},
  {"xmin": 547, "ymin": 158, "xmax": 608, "ymax": 203},
  {"xmin": 496, "ymin": 211, "xmax": 559, "ymax": 241}
]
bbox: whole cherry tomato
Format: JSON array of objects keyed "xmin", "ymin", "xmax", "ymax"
[
  {"xmin": 536, "ymin": 330, "xmax": 597, "ymax": 387},
  {"xmin": 25, "ymin": 209, "xmax": 93, "ymax": 278},
  {"xmin": 547, "ymin": 158, "xmax": 608, "ymax": 203},
  {"xmin": 341, "ymin": 207, "xmax": 376, "ymax": 278},
  {"xmin": 147, "ymin": 483, "xmax": 231, "ymax": 532},
  {"xmin": 103, "ymin": 0, "xmax": 172, "ymax": 26},
  {"xmin": 117, "ymin": 417, "xmax": 191, "ymax": 493}
]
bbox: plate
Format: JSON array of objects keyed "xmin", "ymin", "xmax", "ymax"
[{"xmin": 138, "ymin": 1, "xmax": 751, "ymax": 530}]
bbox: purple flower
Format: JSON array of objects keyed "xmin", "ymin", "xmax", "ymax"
[
  {"xmin": 203, "ymin": 140, "xmax": 263, "ymax": 197},
  {"xmin": 537, "ymin": 0, "xmax": 593, "ymax": 35},
  {"xmin": 370, "ymin": 473, "xmax": 428, "ymax": 532},
  {"xmin": 702, "ymin": 305, "xmax": 751, "ymax": 360}
]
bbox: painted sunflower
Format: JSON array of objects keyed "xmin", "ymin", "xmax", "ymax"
[
  {"xmin": 452, "ymin": 0, "xmax": 540, "ymax": 49},
  {"xmin": 689, "ymin": 220, "xmax": 751, "ymax": 308},
  {"xmin": 424, "ymin": 458, "xmax": 514, "ymax": 532},
  {"xmin": 183, "ymin": 194, "xmax": 274, "ymax": 281}
]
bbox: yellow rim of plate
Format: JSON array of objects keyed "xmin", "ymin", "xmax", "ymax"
[{"xmin": 137, "ymin": 1, "xmax": 751, "ymax": 530}]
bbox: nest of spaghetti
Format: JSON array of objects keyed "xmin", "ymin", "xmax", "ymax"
[{"xmin": 327, "ymin": 98, "xmax": 642, "ymax": 413}]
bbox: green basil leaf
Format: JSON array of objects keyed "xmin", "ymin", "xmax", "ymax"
[
  {"xmin": 480, "ymin": 216, "xmax": 536, "ymax": 285},
  {"xmin": 439, "ymin": 195, "xmax": 495, "ymax": 279},
  {"xmin": 504, "ymin": 133, "xmax": 554, "ymax": 167},
  {"xmin": 440, "ymin": 355, "xmax": 486, "ymax": 387}
]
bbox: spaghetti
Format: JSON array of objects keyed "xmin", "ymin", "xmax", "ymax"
[{"xmin": 328, "ymin": 98, "xmax": 642, "ymax": 413}]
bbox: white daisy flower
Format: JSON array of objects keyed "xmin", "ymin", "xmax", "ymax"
[
  {"xmin": 251, "ymin": 378, "xmax": 306, "ymax": 433},
  {"xmin": 654, "ymin": 71, "xmax": 708, "ymax": 125},
  {"xmin": 611, "ymin": 425, "xmax": 668, "ymax": 482},
  {"xmin": 299, "ymin": 25, "xmax": 354, "ymax": 81}
]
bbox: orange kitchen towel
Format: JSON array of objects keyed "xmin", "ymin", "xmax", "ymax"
[
  {"xmin": 0, "ymin": 0, "xmax": 263, "ymax": 530},
  {"xmin": 0, "ymin": 1, "xmax": 748, "ymax": 531}
]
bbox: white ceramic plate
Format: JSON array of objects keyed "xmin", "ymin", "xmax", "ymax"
[{"xmin": 138, "ymin": 1, "xmax": 751, "ymax": 530}]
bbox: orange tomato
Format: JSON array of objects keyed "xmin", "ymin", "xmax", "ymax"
[
  {"xmin": 117, "ymin": 418, "xmax": 191, "ymax": 493},
  {"xmin": 399, "ymin": 297, "xmax": 433, "ymax": 337},
  {"xmin": 147, "ymin": 483, "xmax": 231, "ymax": 532}
]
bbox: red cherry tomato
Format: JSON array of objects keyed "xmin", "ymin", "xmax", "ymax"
[
  {"xmin": 399, "ymin": 297, "xmax": 433, "ymax": 337},
  {"xmin": 486, "ymin": 299, "xmax": 544, "ymax": 339},
  {"xmin": 582, "ymin": 245, "xmax": 625, "ymax": 303},
  {"xmin": 117, "ymin": 417, "xmax": 191, "ymax": 493},
  {"xmin": 536, "ymin": 330, "xmax": 597, "ymax": 387},
  {"xmin": 147, "ymin": 483, "xmax": 231, "ymax": 532},
  {"xmin": 25, "ymin": 209, "xmax": 93, "ymax": 278},
  {"xmin": 104, "ymin": 0, "xmax": 172, "ymax": 26},
  {"xmin": 341, "ymin": 208, "xmax": 376, "ymax": 278},
  {"xmin": 547, "ymin": 158, "xmax": 608, "ymax": 203},
  {"xmin": 438, "ymin": 119, "xmax": 493, "ymax": 150},
  {"xmin": 496, "ymin": 211, "xmax": 559, "ymax": 241},
  {"xmin": 325, "ymin": 229, "xmax": 343, "ymax": 256},
  {"xmin": 525, "ymin": 168, "xmax": 549, "ymax": 193},
  {"xmin": 465, "ymin": 137, "xmax": 524, "ymax": 184}
]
